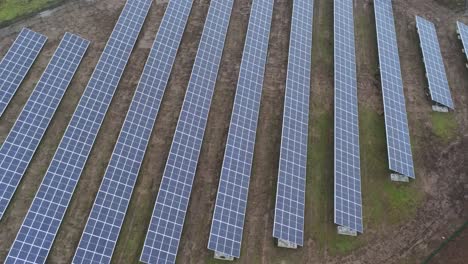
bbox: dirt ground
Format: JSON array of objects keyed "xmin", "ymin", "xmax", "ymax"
[
  {"xmin": 429, "ymin": 223, "xmax": 468, "ymax": 264},
  {"xmin": 0, "ymin": 0, "xmax": 466, "ymax": 264}
]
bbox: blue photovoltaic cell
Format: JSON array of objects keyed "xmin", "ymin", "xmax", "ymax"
[
  {"xmin": 5, "ymin": 1, "xmax": 152, "ymax": 263},
  {"xmin": 416, "ymin": 16, "xmax": 454, "ymax": 109},
  {"xmin": 0, "ymin": 28, "xmax": 47, "ymax": 117},
  {"xmin": 333, "ymin": 0, "xmax": 363, "ymax": 233},
  {"xmin": 0, "ymin": 33, "xmax": 89, "ymax": 220},
  {"xmin": 208, "ymin": 0, "xmax": 274, "ymax": 258},
  {"xmin": 72, "ymin": 1, "xmax": 193, "ymax": 264},
  {"xmin": 457, "ymin": 21, "xmax": 468, "ymax": 64},
  {"xmin": 374, "ymin": 0, "xmax": 414, "ymax": 178},
  {"xmin": 141, "ymin": 1, "xmax": 234, "ymax": 263},
  {"xmin": 273, "ymin": 0, "xmax": 313, "ymax": 247}
]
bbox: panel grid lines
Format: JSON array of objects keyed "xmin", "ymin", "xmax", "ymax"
[
  {"xmin": 208, "ymin": 0, "xmax": 275, "ymax": 258},
  {"xmin": 374, "ymin": 0, "xmax": 415, "ymax": 178},
  {"xmin": 333, "ymin": 0, "xmax": 363, "ymax": 233},
  {"xmin": 72, "ymin": 1, "xmax": 193, "ymax": 264},
  {"xmin": 141, "ymin": 1, "xmax": 234, "ymax": 263},
  {"xmin": 6, "ymin": 1, "xmax": 152, "ymax": 263},
  {"xmin": 416, "ymin": 16, "xmax": 454, "ymax": 109},
  {"xmin": 0, "ymin": 28, "xmax": 47, "ymax": 117},
  {"xmin": 0, "ymin": 33, "xmax": 89, "ymax": 221},
  {"xmin": 273, "ymin": 0, "xmax": 314, "ymax": 247}
]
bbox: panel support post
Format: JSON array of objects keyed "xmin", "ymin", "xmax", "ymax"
[
  {"xmin": 277, "ymin": 239, "xmax": 298, "ymax": 249},
  {"xmin": 337, "ymin": 226, "xmax": 357, "ymax": 236},
  {"xmin": 432, "ymin": 105, "xmax": 449, "ymax": 112},
  {"xmin": 390, "ymin": 173, "xmax": 410, "ymax": 182},
  {"xmin": 214, "ymin": 252, "xmax": 234, "ymax": 261}
]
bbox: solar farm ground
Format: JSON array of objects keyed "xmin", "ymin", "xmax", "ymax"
[{"xmin": 0, "ymin": 0, "xmax": 466, "ymax": 263}]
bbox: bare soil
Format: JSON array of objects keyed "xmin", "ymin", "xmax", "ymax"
[{"xmin": 0, "ymin": 0, "xmax": 466, "ymax": 263}]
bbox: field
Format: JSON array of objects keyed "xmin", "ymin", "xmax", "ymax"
[
  {"xmin": 0, "ymin": 0, "xmax": 467, "ymax": 263},
  {"xmin": 0, "ymin": 0, "xmax": 65, "ymax": 26}
]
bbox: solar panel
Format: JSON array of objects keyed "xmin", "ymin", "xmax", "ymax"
[
  {"xmin": 416, "ymin": 16, "xmax": 454, "ymax": 109},
  {"xmin": 208, "ymin": 0, "xmax": 275, "ymax": 258},
  {"xmin": 0, "ymin": 28, "xmax": 47, "ymax": 117},
  {"xmin": 457, "ymin": 21, "xmax": 468, "ymax": 64},
  {"xmin": 273, "ymin": 0, "xmax": 313, "ymax": 248},
  {"xmin": 333, "ymin": 0, "xmax": 363, "ymax": 234},
  {"xmin": 5, "ymin": 1, "xmax": 152, "ymax": 263},
  {"xmin": 374, "ymin": 0, "xmax": 414, "ymax": 179},
  {"xmin": 140, "ymin": 1, "xmax": 234, "ymax": 263},
  {"xmin": 0, "ymin": 33, "xmax": 89, "ymax": 220},
  {"xmin": 72, "ymin": 2, "xmax": 193, "ymax": 264}
]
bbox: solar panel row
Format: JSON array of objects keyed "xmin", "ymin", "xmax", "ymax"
[
  {"xmin": 374, "ymin": 0, "xmax": 415, "ymax": 179},
  {"xmin": 0, "ymin": 28, "xmax": 47, "ymax": 117},
  {"xmin": 73, "ymin": 1, "xmax": 193, "ymax": 264},
  {"xmin": 416, "ymin": 16, "xmax": 454, "ymax": 109},
  {"xmin": 5, "ymin": 0, "xmax": 152, "ymax": 263},
  {"xmin": 273, "ymin": 0, "xmax": 314, "ymax": 247},
  {"xmin": 141, "ymin": 1, "xmax": 234, "ymax": 263},
  {"xmin": 208, "ymin": 0, "xmax": 275, "ymax": 258},
  {"xmin": 6, "ymin": 0, "xmax": 463, "ymax": 261},
  {"xmin": 0, "ymin": 32, "xmax": 89, "ymax": 221},
  {"xmin": 333, "ymin": 0, "xmax": 363, "ymax": 234},
  {"xmin": 457, "ymin": 21, "xmax": 468, "ymax": 65}
]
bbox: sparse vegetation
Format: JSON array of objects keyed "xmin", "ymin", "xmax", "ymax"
[
  {"xmin": 308, "ymin": 113, "xmax": 334, "ymax": 252},
  {"xmin": 0, "ymin": 0, "xmax": 64, "ymax": 25},
  {"xmin": 431, "ymin": 112, "xmax": 458, "ymax": 142},
  {"xmin": 307, "ymin": 108, "xmax": 424, "ymax": 256},
  {"xmin": 359, "ymin": 109, "xmax": 424, "ymax": 226}
]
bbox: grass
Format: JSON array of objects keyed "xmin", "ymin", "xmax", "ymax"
[
  {"xmin": 0, "ymin": 0, "xmax": 64, "ymax": 25},
  {"xmin": 359, "ymin": 109, "xmax": 423, "ymax": 226},
  {"xmin": 111, "ymin": 183, "xmax": 154, "ymax": 264},
  {"xmin": 307, "ymin": 113, "xmax": 361, "ymax": 254},
  {"xmin": 313, "ymin": 0, "xmax": 333, "ymax": 67},
  {"xmin": 307, "ymin": 109, "xmax": 424, "ymax": 257},
  {"xmin": 308, "ymin": 113, "xmax": 365, "ymax": 256},
  {"xmin": 430, "ymin": 112, "xmax": 458, "ymax": 142}
]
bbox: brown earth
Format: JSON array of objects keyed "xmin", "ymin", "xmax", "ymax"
[
  {"xmin": 0, "ymin": 0, "xmax": 466, "ymax": 264},
  {"xmin": 429, "ymin": 222, "xmax": 468, "ymax": 264}
]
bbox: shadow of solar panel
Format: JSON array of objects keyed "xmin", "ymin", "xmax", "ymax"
[
  {"xmin": 72, "ymin": 2, "xmax": 193, "ymax": 264},
  {"xmin": 333, "ymin": 0, "xmax": 363, "ymax": 234},
  {"xmin": 5, "ymin": 1, "xmax": 152, "ymax": 263},
  {"xmin": 208, "ymin": 0, "xmax": 275, "ymax": 259},
  {"xmin": 416, "ymin": 16, "xmax": 454, "ymax": 109},
  {"xmin": 273, "ymin": 0, "xmax": 314, "ymax": 247},
  {"xmin": 140, "ymin": 1, "xmax": 234, "ymax": 263},
  {"xmin": 0, "ymin": 28, "xmax": 47, "ymax": 117},
  {"xmin": 0, "ymin": 33, "xmax": 89, "ymax": 221},
  {"xmin": 374, "ymin": 0, "xmax": 415, "ymax": 179}
]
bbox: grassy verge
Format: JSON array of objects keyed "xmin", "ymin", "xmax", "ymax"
[
  {"xmin": 111, "ymin": 185, "xmax": 154, "ymax": 264},
  {"xmin": 359, "ymin": 109, "xmax": 423, "ymax": 227},
  {"xmin": 430, "ymin": 112, "xmax": 458, "ymax": 142},
  {"xmin": 0, "ymin": 0, "xmax": 65, "ymax": 26},
  {"xmin": 307, "ymin": 109, "xmax": 423, "ymax": 257},
  {"xmin": 309, "ymin": 113, "xmax": 366, "ymax": 255}
]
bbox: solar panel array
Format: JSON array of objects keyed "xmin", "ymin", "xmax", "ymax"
[
  {"xmin": 273, "ymin": 0, "xmax": 313, "ymax": 247},
  {"xmin": 73, "ymin": 1, "xmax": 193, "ymax": 263},
  {"xmin": 208, "ymin": 0, "xmax": 275, "ymax": 258},
  {"xmin": 457, "ymin": 21, "xmax": 468, "ymax": 63},
  {"xmin": 416, "ymin": 16, "xmax": 454, "ymax": 109},
  {"xmin": 333, "ymin": 0, "xmax": 363, "ymax": 233},
  {"xmin": 0, "ymin": 28, "xmax": 47, "ymax": 117},
  {"xmin": 6, "ymin": 0, "xmax": 152, "ymax": 263},
  {"xmin": 0, "ymin": 33, "xmax": 89, "ymax": 221},
  {"xmin": 141, "ymin": 1, "xmax": 234, "ymax": 263},
  {"xmin": 374, "ymin": 0, "xmax": 414, "ymax": 178}
]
